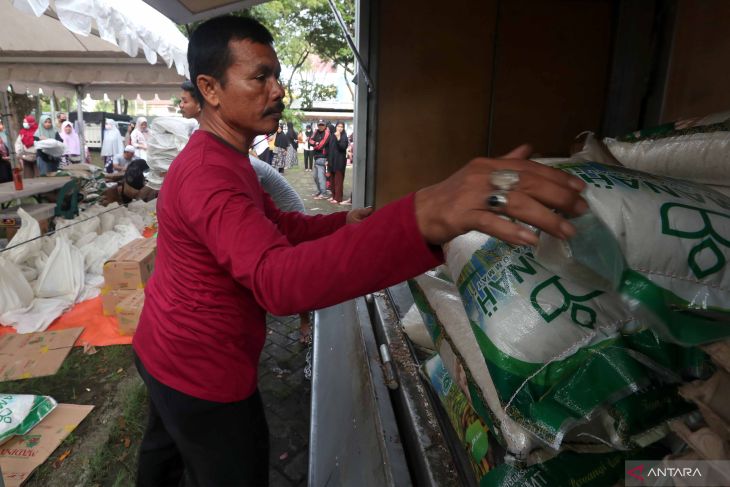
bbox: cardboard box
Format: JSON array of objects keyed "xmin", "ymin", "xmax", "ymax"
[
  {"xmin": 0, "ymin": 404, "xmax": 94, "ymax": 487},
  {"xmin": 3, "ymin": 219, "xmax": 49, "ymax": 241},
  {"xmin": 115, "ymin": 290, "xmax": 145, "ymax": 335},
  {"xmin": 0, "ymin": 203, "xmax": 55, "ymax": 241},
  {"xmin": 100, "ymin": 288, "xmax": 136, "ymax": 316},
  {"xmin": 0, "ymin": 328, "xmax": 83, "ymax": 381},
  {"xmin": 103, "ymin": 238, "xmax": 156, "ymax": 290}
]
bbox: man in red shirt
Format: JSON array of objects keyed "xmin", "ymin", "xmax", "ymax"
[{"xmin": 133, "ymin": 16, "xmax": 587, "ymax": 487}]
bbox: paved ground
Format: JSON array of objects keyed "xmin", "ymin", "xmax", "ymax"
[{"xmin": 259, "ymin": 160, "xmax": 353, "ymax": 486}]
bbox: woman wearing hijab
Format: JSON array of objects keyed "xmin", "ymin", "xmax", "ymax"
[
  {"xmin": 14, "ymin": 115, "xmax": 39, "ymax": 178},
  {"xmin": 0, "ymin": 120, "xmax": 11, "ymax": 183},
  {"xmin": 272, "ymin": 124, "xmax": 289, "ymax": 174},
  {"xmin": 101, "ymin": 119, "xmax": 125, "ymax": 173},
  {"xmin": 58, "ymin": 121, "xmax": 81, "ymax": 168},
  {"xmin": 285, "ymin": 122, "xmax": 298, "ymax": 168},
  {"xmin": 328, "ymin": 122, "xmax": 349, "ymax": 204},
  {"xmin": 131, "ymin": 117, "xmax": 149, "ymax": 160},
  {"xmin": 34, "ymin": 115, "xmax": 58, "ymax": 176}
]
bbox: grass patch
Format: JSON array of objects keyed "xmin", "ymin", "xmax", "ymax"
[
  {"xmin": 87, "ymin": 380, "xmax": 147, "ymax": 486},
  {"xmin": 2, "ymin": 345, "xmax": 134, "ymax": 401}
]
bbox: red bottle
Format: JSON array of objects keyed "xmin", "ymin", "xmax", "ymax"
[{"xmin": 12, "ymin": 167, "xmax": 23, "ymax": 191}]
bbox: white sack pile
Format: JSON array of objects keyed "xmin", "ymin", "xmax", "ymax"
[
  {"xmin": 146, "ymin": 117, "xmax": 197, "ymax": 190},
  {"xmin": 0, "ymin": 201, "xmax": 156, "ymax": 333},
  {"xmin": 604, "ymin": 111, "xmax": 730, "ymax": 194}
]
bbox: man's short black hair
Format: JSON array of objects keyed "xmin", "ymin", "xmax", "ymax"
[
  {"xmin": 125, "ymin": 158, "xmax": 149, "ymax": 190},
  {"xmin": 188, "ymin": 16, "xmax": 274, "ymax": 106},
  {"xmin": 181, "ymin": 80, "xmax": 195, "ymax": 94}
]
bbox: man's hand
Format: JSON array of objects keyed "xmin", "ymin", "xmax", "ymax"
[
  {"xmin": 346, "ymin": 207, "xmax": 374, "ymax": 224},
  {"xmin": 414, "ymin": 145, "xmax": 588, "ymax": 246}
]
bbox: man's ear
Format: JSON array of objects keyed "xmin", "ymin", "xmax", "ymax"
[{"xmin": 196, "ymin": 75, "xmax": 220, "ymax": 108}]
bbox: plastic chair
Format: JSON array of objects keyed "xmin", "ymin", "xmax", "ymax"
[{"xmin": 54, "ymin": 180, "xmax": 80, "ymax": 219}]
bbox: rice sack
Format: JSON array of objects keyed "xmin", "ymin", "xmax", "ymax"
[
  {"xmin": 446, "ymin": 233, "xmax": 697, "ymax": 451},
  {"xmin": 604, "ymin": 112, "xmax": 730, "ymax": 186},
  {"xmin": 409, "ymin": 271, "xmax": 534, "ymax": 457},
  {"xmin": 552, "ymin": 161, "xmax": 730, "ymax": 345},
  {"xmin": 424, "ymin": 354, "xmax": 495, "ymax": 484},
  {"xmin": 0, "ymin": 394, "xmax": 57, "ymax": 445}
]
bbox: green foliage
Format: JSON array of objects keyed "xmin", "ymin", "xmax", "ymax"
[
  {"xmin": 94, "ymin": 99, "xmax": 114, "ymax": 112},
  {"xmin": 179, "ymin": 0, "xmax": 353, "ymax": 108},
  {"xmin": 296, "ymin": 80, "xmax": 338, "ymax": 109},
  {"xmin": 304, "ymin": 0, "xmax": 355, "ymax": 76}
]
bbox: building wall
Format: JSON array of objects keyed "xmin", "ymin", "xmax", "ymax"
[
  {"xmin": 372, "ymin": 0, "xmax": 614, "ymax": 206},
  {"xmin": 661, "ymin": 0, "xmax": 730, "ymax": 122},
  {"xmin": 374, "ymin": 0, "xmax": 497, "ymax": 206}
]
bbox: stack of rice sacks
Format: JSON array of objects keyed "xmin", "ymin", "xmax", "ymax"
[
  {"xmin": 146, "ymin": 117, "xmax": 197, "ymax": 190},
  {"xmin": 410, "ymin": 159, "xmax": 730, "ymax": 486}
]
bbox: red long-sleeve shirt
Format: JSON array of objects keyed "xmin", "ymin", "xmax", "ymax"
[{"xmin": 133, "ymin": 130, "xmax": 442, "ymax": 402}]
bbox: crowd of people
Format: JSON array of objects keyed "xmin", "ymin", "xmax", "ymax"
[
  {"xmin": 305, "ymin": 119, "xmax": 352, "ymax": 204},
  {"xmin": 248, "ymin": 118, "xmax": 354, "ymax": 204},
  {"xmin": 0, "ymin": 112, "xmax": 85, "ymax": 182}
]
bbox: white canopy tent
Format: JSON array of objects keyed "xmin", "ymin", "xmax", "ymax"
[
  {"xmin": 0, "ymin": 0, "xmax": 189, "ymax": 159},
  {"xmin": 141, "ymin": 0, "xmax": 264, "ymax": 25}
]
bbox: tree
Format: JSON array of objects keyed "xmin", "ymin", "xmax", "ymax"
[
  {"xmin": 180, "ymin": 1, "xmax": 352, "ymax": 119},
  {"xmin": 94, "ymin": 99, "xmax": 114, "ymax": 112},
  {"xmin": 303, "ymin": 0, "xmax": 356, "ymax": 98}
]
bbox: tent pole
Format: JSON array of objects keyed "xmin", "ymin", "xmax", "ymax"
[
  {"xmin": 76, "ymin": 85, "xmax": 86, "ymax": 163},
  {"xmin": 1, "ymin": 90, "xmax": 18, "ymax": 168},
  {"xmin": 50, "ymin": 94, "xmax": 56, "ymax": 126}
]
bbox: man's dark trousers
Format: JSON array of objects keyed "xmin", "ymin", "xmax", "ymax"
[{"xmin": 135, "ymin": 353, "xmax": 270, "ymax": 487}]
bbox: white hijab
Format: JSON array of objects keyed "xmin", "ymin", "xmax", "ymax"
[{"xmin": 101, "ymin": 120, "xmax": 124, "ymax": 157}]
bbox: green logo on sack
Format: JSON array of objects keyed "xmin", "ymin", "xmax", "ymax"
[
  {"xmin": 530, "ymin": 276, "xmax": 603, "ymax": 328},
  {"xmin": 660, "ymin": 202, "xmax": 730, "ymax": 278}
]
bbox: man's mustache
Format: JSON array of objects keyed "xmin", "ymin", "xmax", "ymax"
[{"xmin": 262, "ymin": 103, "xmax": 285, "ymax": 116}]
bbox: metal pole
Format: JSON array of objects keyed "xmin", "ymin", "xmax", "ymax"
[
  {"xmin": 35, "ymin": 94, "xmax": 42, "ymax": 121},
  {"xmin": 76, "ymin": 85, "xmax": 86, "ymax": 162},
  {"xmin": 50, "ymin": 93, "xmax": 56, "ymax": 126},
  {"xmin": 1, "ymin": 90, "xmax": 18, "ymax": 168},
  {"xmin": 326, "ymin": 0, "xmax": 374, "ymax": 93}
]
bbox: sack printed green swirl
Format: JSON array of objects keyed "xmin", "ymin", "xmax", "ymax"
[
  {"xmin": 552, "ymin": 162, "xmax": 730, "ymax": 345},
  {"xmin": 446, "ymin": 233, "xmax": 700, "ymax": 451}
]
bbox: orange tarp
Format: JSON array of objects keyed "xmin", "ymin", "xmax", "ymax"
[{"xmin": 0, "ymin": 297, "xmax": 132, "ymax": 347}]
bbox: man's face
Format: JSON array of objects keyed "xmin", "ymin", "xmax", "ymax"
[
  {"xmin": 180, "ymin": 91, "xmax": 200, "ymax": 119},
  {"xmin": 124, "ymin": 151, "xmax": 134, "ymax": 160},
  {"xmin": 58, "ymin": 115, "xmax": 66, "ymax": 125},
  {"xmin": 317, "ymin": 123, "xmax": 325, "ymax": 132},
  {"xmin": 213, "ymin": 39, "xmax": 285, "ymax": 137}
]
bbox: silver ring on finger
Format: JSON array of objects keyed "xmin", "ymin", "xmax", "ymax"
[
  {"xmin": 486, "ymin": 190, "xmax": 509, "ymax": 213},
  {"xmin": 490, "ymin": 169, "xmax": 520, "ymax": 191}
]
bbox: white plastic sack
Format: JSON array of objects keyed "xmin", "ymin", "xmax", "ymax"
[
  {"xmin": 0, "ymin": 258, "xmax": 34, "ymax": 315},
  {"xmin": 604, "ymin": 113, "xmax": 730, "ymax": 186},
  {"xmin": 4, "ymin": 208, "xmax": 41, "ymax": 266},
  {"xmin": 147, "ymin": 117, "xmax": 196, "ymax": 172},
  {"xmin": 443, "ymin": 231, "xmax": 698, "ymax": 452},
  {"xmin": 411, "ymin": 268, "xmax": 534, "ymax": 456},
  {"xmin": 401, "ymin": 304, "xmax": 435, "ymax": 351},
  {"xmin": 0, "ymin": 394, "xmax": 57, "ymax": 445},
  {"xmin": 36, "ymin": 235, "xmax": 85, "ymax": 301},
  {"xmin": 35, "ymin": 139, "xmax": 66, "ymax": 158},
  {"xmin": 0, "ymin": 298, "xmax": 72, "ymax": 334},
  {"xmin": 549, "ymin": 162, "xmax": 730, "ymax": 345},
  {"xmin": 78, "ymin": 274, "xmax": 105, "ymax": 303}
]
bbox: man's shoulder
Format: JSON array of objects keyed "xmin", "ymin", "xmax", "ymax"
[{"xmin": 169, "ymin": 132, "xmax": 248, "ymax": 184}]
